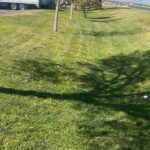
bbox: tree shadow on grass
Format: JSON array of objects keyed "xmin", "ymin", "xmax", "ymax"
[
  {"xmin": 13, "ymin": 59, "xmax": 76, "ymax": 83},
  {"xmin": 1, "ymin": 50, "xmax": 150, "ymax": 149},
  {"xmin": 61, "ymin": 27, "xmax": 143, "ymax": 37},
  {"xmin": 69, "ymin": 23, "xmax": 143, "ymax": 37},
  {"xmin": 88, "ymin": 17, "xmax": 111, "ymax": 20},
  {"xmin": 81, "ymin": 27, "xmax": 144, "ymax": 36},
  {"xmin": 87, "ymin": 16, "xmax": 119, "ymax": 23},
  {"xmin": 74, "ymin": 50, "xmax": 150, "ymax": 149},
  {"xmin": 89, "ymin": 18, "xmax": 121, "ymax": 23}
]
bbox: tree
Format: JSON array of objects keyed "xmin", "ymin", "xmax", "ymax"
[
  {"xmin": 54, "ymin": 0, "xmax": 61, "ymax": 32},
  {"xmin": 76, "ymin": 0, "xmax": 92, "ymax": 18},
  {"xmin": 75, "ymin": 0, "xmax": 102, "ymax": 18},
  {"xmin": 98, "ymin": 0, "xmax": 103, "ymax": 9},
  {"xmin": 92, "ymin": 0, "xmax": 103, "ymax": 9}
]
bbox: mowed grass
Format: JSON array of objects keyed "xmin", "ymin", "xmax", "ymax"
[{"xmin": 0, "ymin": 6, "xmax": 150, "ymax": 150}]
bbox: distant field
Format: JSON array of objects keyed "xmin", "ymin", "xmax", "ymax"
[{"xmin": 0, "ymin": 7, "xmax": 150, "ymax": 150}]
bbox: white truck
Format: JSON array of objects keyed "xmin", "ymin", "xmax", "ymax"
[{"xmin": 0, "ymin": 0, "xmax": 59, "ymax": 10}]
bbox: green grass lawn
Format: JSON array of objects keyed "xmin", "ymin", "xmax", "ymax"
[{"xmin": 0, "ymin": 7, "xmax": 150, "ymax": 150}]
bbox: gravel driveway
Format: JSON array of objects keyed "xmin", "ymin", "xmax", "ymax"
[{"xmin": 0, "ymin": 9, "xmax": 24, "ymax": 15}]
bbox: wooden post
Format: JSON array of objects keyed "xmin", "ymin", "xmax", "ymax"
[
  {"xmin": 54, "ymin": 0, "xmax": 61, "ymax": 32},
  {"xmin": 70, "ymin": 2, "xmax": 74, "ymax": 20}
]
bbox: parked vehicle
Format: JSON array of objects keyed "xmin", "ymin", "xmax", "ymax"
[{"xmin": 0, "ymin": 0, "xmax": 66, "ymax": 10}]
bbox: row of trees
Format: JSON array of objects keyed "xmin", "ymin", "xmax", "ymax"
[{"xmin": 54, "ymin": 0, "xmax": 103, "ymax": 32}]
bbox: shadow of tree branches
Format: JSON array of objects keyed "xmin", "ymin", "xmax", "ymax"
[
  {"xmin": 13, "ymin": 59, "xmax": 76, "ymax": 83},
  {"xmin": 89, "ymin": 18, "xmax": 121, "ymax": 23},
  {"xmin": 1, "ymin": 50, "xmax": 150, "ymax": 149},
  {"xmin": 88, "ymin": 17, "xmax": 111, "ymax": 20},
  {"xmin": 82, "ymin": 28, "xmax": 144, "ymax": 36},
  {"xmin": 87, "ymin": 16, "xmax": 121, "ymax": 23},
  {"xmin": 61, "ymin": 21, "xmax": 144, "ymax": 37}
]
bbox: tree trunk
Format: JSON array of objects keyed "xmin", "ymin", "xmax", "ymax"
[
  {"xmin": 70, "ymin": 2, "xmax": 74, "ymax": 20},
  {"xmin": 54, "ymin": 0, "xmax": 61, "ymax": 32},
  {"xmin": 83, "ymin": 8, "xmax": 86, "ymax": 18},
  {"xmin": 75, "ymin": 5, "xmax": 77, "ymax": 11},
  {"xmin": 99, "ymin": 0, "xmax": 102, "ymax": 9}
]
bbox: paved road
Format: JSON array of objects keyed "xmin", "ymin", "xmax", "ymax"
[
  {"xmin": 130, "ymin": 4, "xmax": 150, "ymax": 10},
  {"xmin": 0, "ymin": 9, "xmax": 23, "ymax": 15},
  {"xmin": 105, "ymin": 0, "xmax": 150, "ymax": 10}
]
